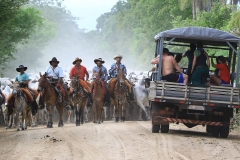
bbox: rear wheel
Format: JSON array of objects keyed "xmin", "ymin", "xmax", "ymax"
[
  {"xmin": 206, "ymin": 125, "xmax": 212, "ymax": 134},
  {"xmin": 160, "ymin": 125, "xmax": 169, "ymax": 133},
  {"xmin": 220, "ymin": 126, "xmax": 229, "ymax": 138},
  {"xmin": 211, "ymin": 126, "xmax": 220, "ymax": 137},
  {"xmin": 152, "ymin": 125, "xmax": 160, "ymax": 133}
]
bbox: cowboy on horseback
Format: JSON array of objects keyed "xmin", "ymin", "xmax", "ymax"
[
  {"xmin": 92, "ymin": 58, "xmax": 109, "ymax": 106},
  {"xmin": 108, "ymin": 55, "xmax": 134, "ymax": 101},
  {"xmin": 7, "ymin": 65, "xmax": 38, "ymax": 115},
  {"xmin": 45, "ymin": 57, "xmax": 71, "ymax": 110},
  {"xmin": 69, "ymin": 58, "xmax": 91, "ymax": 93}
]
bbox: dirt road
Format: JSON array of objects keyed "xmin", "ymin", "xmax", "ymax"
[{"xmin": 1, "ymin": 121, "xmax": 240, "ymax": 160}]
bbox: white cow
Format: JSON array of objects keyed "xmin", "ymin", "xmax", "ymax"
[{"xmin": 133, "ymin": 78, "xmax": 151, "ymax": 120}]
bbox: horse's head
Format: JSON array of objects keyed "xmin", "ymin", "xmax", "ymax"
[
  {"xmin": 92, "ymin": 72, "xmax": 101, "ymax": 83},
  {"xmin": 37, "ymin": 72, "xmax": 48, "ymax": 92},
  {"xmin": 117, "ymin": 69, "xmax": 125, "ymax": 86},
  {"xmin": 70, "ymin": 77, "xmax": 79, "ymax": 93},
  {"xmin": 11, "ymin": 82, "xmax": 21, "ymax": 97}
]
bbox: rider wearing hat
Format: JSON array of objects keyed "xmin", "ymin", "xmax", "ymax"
[
  {"xmin": 108, "ymin": 55, "xmax": 133, "ymax": 100},
  {"xmin": 7, "ymin": 65, "xmax": 38, "ymax": 115},
  {"xmin": 92, "ymin": 58, "xmax": 109, "ymax": 106},
  {"xmin": 69, "ymin": 58, "xmax": 90, "ymax": 93},
  {"xmin": 45, "ymin": 57, "xmax": 71, "ymax": 110}
]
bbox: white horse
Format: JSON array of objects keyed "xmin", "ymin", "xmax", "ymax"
[{"xmin": 12, "ymin": 83, "xmax": 32, "ymax": 131}]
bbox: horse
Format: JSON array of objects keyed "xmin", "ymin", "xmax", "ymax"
[
  {"xmin": 70, "ymin": 77, "xmax": 88, "ymax": 126},
  {"xmin": 37, "ymin": 73, "xmax": 64, "ymax": 128},
  {"xmin": 11, "ymin": 83, "xmax": 32, "ymax": 131},
  {"xmin": 112, "ymin": 69, "xmax": 128, "ymax": 122},
  {"xmin": 92, "ymin": 73, "xmax": 105, "ymax": 124}
]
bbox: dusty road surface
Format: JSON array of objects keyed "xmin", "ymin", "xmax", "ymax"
[{"xmin": 1, "ymin": 121, "xmax": 240, "ymax": 160}]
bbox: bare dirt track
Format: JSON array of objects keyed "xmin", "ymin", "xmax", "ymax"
[{"xmin": 1, "ymin": 121, "xmax": 240, "ymax": 160}]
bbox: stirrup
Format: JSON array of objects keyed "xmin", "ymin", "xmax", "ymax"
[{"xmin": 58, "ymin": 95, "xmax": 62, "ymax": 102}]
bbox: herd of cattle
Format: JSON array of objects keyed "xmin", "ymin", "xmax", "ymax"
[{"xmin": 0, "ymin": 70, "xmax": 151, "ymax": 130}]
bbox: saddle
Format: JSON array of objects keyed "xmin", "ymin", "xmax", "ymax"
[{"xmin": 20, "ymin": 88, "xmax": 38, "ymax": 102}]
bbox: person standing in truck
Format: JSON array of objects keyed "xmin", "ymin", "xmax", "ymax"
[
  {"xmin": 191, "ymin": 42, "xmax": 210, "ymax": 85},
  {"xmin": 151, "ymin": 48, "xmax": 188, "ymax": 84},
  {"xmin": 182, "ymin": 43, "xmax": 196, "ymax": 83}
]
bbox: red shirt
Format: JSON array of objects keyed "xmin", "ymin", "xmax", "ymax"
[
  {"xmin": 216, "ymin": 63, "xmax": 230, "ymax": 83},
  {"xmin": 70, "ymin": 65, "xmax": 87, "ymax": 80}
]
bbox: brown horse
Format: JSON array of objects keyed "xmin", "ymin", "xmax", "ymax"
[
  {"xmin": 92, "ymin": 72, "xmax": 105, "ymax": 124},
  {"xmin": 70, "ymin": 77, "xmax": 88, "ymax": 126},
  {"xmin": 112, "ymin": 70, "xmax": 128, "ymax": 122},
  {"xmin": 37, "ymin": 73, "xmax": 64, "ymax": 128}
]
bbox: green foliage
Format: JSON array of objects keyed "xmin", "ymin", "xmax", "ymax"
[{"xmin": 0, "ymin": 1, "xmax": 43, "ymax": 74}]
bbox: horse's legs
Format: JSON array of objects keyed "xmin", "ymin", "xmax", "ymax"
[
  {"xmin": 16, "ymin": 112, "xmax": 20, "ymax": 131},
  {"xmin": 80, "ymin": 106, "xmax": 84, "ymax": 125},
  {"xmin": 46, "ymin": 106, "xmax": 53, "ymax": 128},
  {"xmin": 57, "ymin": 104, "xmax": 64, "ymax": 127},
  {"xmin": 114, "ymin": 100, "xmax": 119, "ymax": 122},
  {"xmin": 12, "ymin": 113, "xmax": 16, "ymax": 128},
  {"xmin": 75, "ymin": 104, "xmax": 80, "ymax": 126},
  {"xmin": 93, "ymin": 102, "xmax": 97, "ymax": 123},
  {"xmin": 84, "ymin": 105, "xmax": 88, "ymax": 122},
  {"xmin": 122, "ymin": 104, "xmax": 126, "ymax": 122}
]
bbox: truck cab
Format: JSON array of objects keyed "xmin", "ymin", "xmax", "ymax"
[{"xmin": 148, "ymin": 27, "xmax": 240, "ymax": 138}]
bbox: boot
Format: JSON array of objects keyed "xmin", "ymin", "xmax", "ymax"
[
  {"xmin": 31, "ymin": 100, "xmax": 38, "ymax": 116},
  {"xmin": 129, "ymin": 91, "xmax": 134, "ymax": 101},
  {"xmin": 39, "ymin": 95, "xmax": 45, "ymax": 109}
]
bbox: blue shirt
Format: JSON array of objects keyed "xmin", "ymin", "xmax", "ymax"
[
  {"xmin": 92, "ymin": 65, "xmax": 108, "ymax": 82},
  {"xmin": 15, "ymin": 72, "xmax": 30, "ymax": 83},
  {"xmin": 45, "ymin": 66, "xmax": 64, "ymax": 79},
  {"xmin": 108, "ymin": 63, "xmax": 127, "ymax": 78}
]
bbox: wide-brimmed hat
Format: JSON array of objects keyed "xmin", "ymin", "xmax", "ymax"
[
  {"xmin": 73, "ymin": 57, "xmax": 82, "ymax": 65},
  {"xmin": 114, "ymin": 54, "xmax": 123, "ymax": 60},
  {"xmin": 94, "ymin": 58, "xmax": 105, "ymax": 64},
  {"xmin": 16, "ymin": 65, "xmax": 27, "ymax": 72},
  {"xmin": 49, "ymin": 57, "xmax": 59, "ymax": 65}
]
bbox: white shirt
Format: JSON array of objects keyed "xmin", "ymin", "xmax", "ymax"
[{"xmin": 45, "ymin": 66, "xmax": 64, "ymax": 79}]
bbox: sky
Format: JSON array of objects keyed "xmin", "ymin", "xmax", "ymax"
[{"xmin": 62, "ymin": 0, "xmax": 119, "ymax": 31}]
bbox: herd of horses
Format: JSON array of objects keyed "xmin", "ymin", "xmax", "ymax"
[{"xmin": 1, "ymin": 70, "xmax": 150, "ymax": 131}]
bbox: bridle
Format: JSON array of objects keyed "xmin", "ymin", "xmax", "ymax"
[
  {"xmin": 70, "ymin": 77, "xmax": 86, "ymax": 98},
  {"xmin": 38, "ymin": 77, "xmax": 52, "ymax": 92}
]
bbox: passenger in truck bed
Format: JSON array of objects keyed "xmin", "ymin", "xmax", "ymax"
[
  {"xmin": 210, "ymin": 55, "xmax": 230, "ymax": 85},
  {"xmin": 151, "ymin": 48, "xmax": 188, "ymax": 84},
  {"xmin": 191, "ymin": 42, "xmax": 210, "ymax": 85}
]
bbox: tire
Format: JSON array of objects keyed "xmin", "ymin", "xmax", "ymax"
[
  {"xmin": 160, "ymin": 125, "xmax": 169, "ymax": 133},
  {"xmin": 220, "ymin": 116, "xmax": 230, "ymax": 138},
  {"xmin": 206, "ymin": 125, "xmax": 212, "ymax": 134},
  {"xmin": 211, "ymin": 126, "xmax": 220, "ymax": 137},
  {"xmin": 152, "ymin": 125, "xmax": 160, "ymax": 133},
  {"xmin": 220, "ymin": 126, "xmax": 229, "ymax": 138}
]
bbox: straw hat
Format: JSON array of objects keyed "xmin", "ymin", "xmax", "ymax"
[
  {"xmin": 72, "ymin": 57, "xmax": 82, "ymax": 65},
  {"xmin": 114, "ymin": 54, "xmax": 123, "ymax": 60}
]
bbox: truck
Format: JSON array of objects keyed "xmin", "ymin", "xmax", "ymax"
[{"xmin": 147, "ymin": 27, "xmax": 240, "ymax": 138}]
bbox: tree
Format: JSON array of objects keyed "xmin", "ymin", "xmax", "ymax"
[{"xmin": 0, "ymin": 1, "xmax": 43, "ymax": 74}]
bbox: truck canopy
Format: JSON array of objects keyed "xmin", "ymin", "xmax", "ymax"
[{"xmin": 155, "ymin": 27, "xmax": 240, "ymax": 46}]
